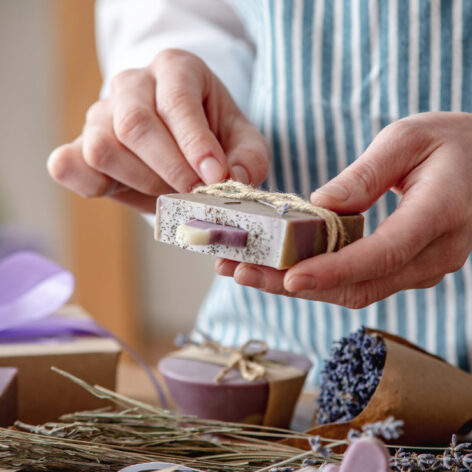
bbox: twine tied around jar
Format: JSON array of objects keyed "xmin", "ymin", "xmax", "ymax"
[{"xmin": 200, "ymin": 337, "xmax": 269, "ymax": 383}]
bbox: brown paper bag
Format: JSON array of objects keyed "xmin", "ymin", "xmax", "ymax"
[{"xmin": 285, "ymin": 330, "xmax": 472, "ymax": 448}]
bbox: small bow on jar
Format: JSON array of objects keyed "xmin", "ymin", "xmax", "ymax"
[
  {"xmin": 213, "ymin": 340, "xmax": 268, "ymax": 382},
  {"xmin": 175, "ymin": 332, "xmax": 270, "ymax": 382}
]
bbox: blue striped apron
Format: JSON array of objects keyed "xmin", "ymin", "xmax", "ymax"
[{"xmin": 196, "ymin": 0, "xmax": 472, "ymax": 386}]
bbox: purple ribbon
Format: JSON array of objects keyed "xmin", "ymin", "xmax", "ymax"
[
  {"xmin": 0, "ymin": 251, "xmax": 167, "ymax": 407},
  {"xmin": 119, "ymin": 463, "xmax": 202, "ymax": 472},
  {"xmin": 0, "ymin": 251, "xmax": 74, "ymax": 331}
]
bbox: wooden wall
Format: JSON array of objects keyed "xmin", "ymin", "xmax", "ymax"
[{"xmin": 53, "ymin": 0, "xmax": 139, "ymax": 348}]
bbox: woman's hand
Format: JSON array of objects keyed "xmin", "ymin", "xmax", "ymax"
[
  {"xmin": 48, "ymin": 49, "xmax": 269, "ymax": 213},
  {"xmin": 216, "ymin": 112, "xmax": 472, "ymax": 308}
]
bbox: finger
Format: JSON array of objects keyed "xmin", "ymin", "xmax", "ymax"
[
  {"xmin": 214, "ymin": 258, "xmax": 239, "ymax": 277},
  {"xmin": 153, "ymin": 50, "xmax": 227, "ymax": 184},
  {"xmin": 285, "ymin": 182, "xmax": 453, "ymax": 291},
  {"xmin": 83, "ymin": 102, "xmax": 174, "ymax": 197},
  {"xmin": 110, "ymin": 69, "xmax": 200, "ymax": 192},
  {"xmin": 233, "ymin": 263, "xmax": 287, "ymax": 294},
  {"xmin": 310, "ymin": 119, "xmax": 439, "ymax": 213},
  {"xmin": 235, "ymin": 227, "xmax": 467, "ymax": 307},
  {"xmin": 108, "ymin": 188, "xmax": 158, "ymax": 213},
  {"xmin": 376, "ymin": 226, "xmax": 471, "ymax": 289},
  {"xmin": 283, "ymin": 229, "xmax": 467, "ymax": 307},
  {"xmin": 224, "ymin": 114, "xmax": 270, "ymax": 186},
  {"xmin": 47, "ymin": 137, "xmax": 114, "ymax": 197}
]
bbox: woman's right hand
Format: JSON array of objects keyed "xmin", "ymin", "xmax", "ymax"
[{"xmin": 47, "ymin": 49, "xmax": 269, "ymax": 213}]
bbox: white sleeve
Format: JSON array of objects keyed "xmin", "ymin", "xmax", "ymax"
[{"xmin": 95, "ymin": 0, "xmax": 254, "ymax": 114}]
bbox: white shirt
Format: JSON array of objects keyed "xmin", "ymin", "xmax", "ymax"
[{"xmin": 95, "ymin": 0, "xmax": 254, "ymax": 115}]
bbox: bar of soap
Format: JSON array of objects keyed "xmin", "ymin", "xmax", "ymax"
[
  {"xmin": 0, "ymin": 367, "xmax": 18, "ymax": 427},
  {"xmin": 176, "ymin": 219, "xmax": 248, "ymax": 247},
  {"xmin": 155, "ymin": 193, "xmax": 364, "ymax": 269}
]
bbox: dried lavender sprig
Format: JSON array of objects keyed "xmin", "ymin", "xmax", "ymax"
[
  {"xmin": 308, "ymin": 436, "xmax": 332, "ymax": 459},
  {"xmin": 389, "ymin": 437, "xmax": 472, "ymax": 472},
  {"xmin": 347, "ymin": 416, "xmax": 404, "ymax": 442},
  {"xmin": 8, "ymin": 369, "xmax": 472, "ymax": 472}
]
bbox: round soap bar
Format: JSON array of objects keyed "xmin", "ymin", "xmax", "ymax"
[
  {"xmin": 339, "ymin": 438, "xmax": 391, "ymax": 472},
  {"xmin": 159, "ymin": 349, "xmax": 312, "ymax": 427}
]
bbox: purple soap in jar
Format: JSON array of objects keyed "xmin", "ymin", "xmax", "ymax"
[{"xmin": 159, "ymin": 349, "xmax": 312, "ymax": 428}]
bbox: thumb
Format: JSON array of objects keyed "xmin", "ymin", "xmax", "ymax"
[
  {"xmin": 309, "ymin": 121, "xmax": 436, "ymax": 213},
  {"xmin": 309, "ymin": 158, "xmax": 388, "ymax": 214}
]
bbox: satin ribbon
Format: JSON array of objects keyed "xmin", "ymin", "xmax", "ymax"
[
  {"xmin": 0, "ymin": 251, "xmax": 167, "ymax": 407},
  {"xmin": 119, "ymin": 462, "xmax": 202, "ymax": 472}
]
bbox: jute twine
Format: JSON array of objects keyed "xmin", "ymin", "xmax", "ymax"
[
  {"xmin": 201, "ymin": 337, "xmax": 268, "ymax": 383},
  {"xmin": 193, "ymin": 180, "xmax": 346, "ymax": 253},
  {"xmin": 176, "ymin": 332, "xmax": 269, "ymax": 382}
]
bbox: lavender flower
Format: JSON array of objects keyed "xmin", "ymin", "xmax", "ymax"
[
  {"xmin": 173, "ymin": 332, "xmax": 191, "ymax": 347},
  {"xmin": 316, "ymin": 327, "xmax": 386, "ymax": 424},
  {"xmin": 309, "ymin": 435, "xmax": 332, "ymax": 459},
  {"xmin": 277, "ymin": 203, "xmax": 291, "ymax": 216}
]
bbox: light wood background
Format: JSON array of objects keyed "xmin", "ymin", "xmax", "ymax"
[{"xmin": 53, "ymin": 0, "xmax": 139, "ymax": 349}]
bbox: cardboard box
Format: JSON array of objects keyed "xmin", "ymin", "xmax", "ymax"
[
  {"xmin": 0, "ymin": 367, "xmax": 18, "ymax": 426},
  {"xmin": 0, "ymin": 306, "xmax": 121, "ymax": 424}
]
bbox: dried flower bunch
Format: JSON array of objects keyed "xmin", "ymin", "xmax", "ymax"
[
  {"xmin": 0, "ymin": 370, "xmax": 470, "ymax": 472},
  {"xmin": 316, "ymin": 327, "xmax": 386, "ymax": 424}
]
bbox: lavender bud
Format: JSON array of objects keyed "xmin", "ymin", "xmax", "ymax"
[
  {"xmin": 277, "ymin": 203, "xmax": 291, "ymax": 216},
  {"xmin": 309, "ymin": 435, "xmax": 332, "ymax": 459},
  {"xmin": 174, "ymin": 332, "xmax": 190, "ymax": 347}
]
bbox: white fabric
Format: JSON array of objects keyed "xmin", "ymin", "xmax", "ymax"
[{"xmin": 95, "ymin": 0, "xmax": 254, "ymax": 115}]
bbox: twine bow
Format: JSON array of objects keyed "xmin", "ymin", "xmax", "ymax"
[
  {"xmin": 193, "ymin": 180, "xmax": 346, "ymax": 252},
  {"xmin": 198, "ymin": 336, "xmax": 269, "ymax": 382}
]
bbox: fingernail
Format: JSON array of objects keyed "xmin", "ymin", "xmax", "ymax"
[
  {"xmin": 285, "ymin": 274, "xmax": 317, "ymax": 291},
  {"xmin": 200, "ymin": 156, "xmax": 224, "ymax": 184},
  {"xmin": 231, "ymin": 165, "xmax": 250, "ymax": 185},
  {"xmin": 312, "ymin": 183, "xmax": 349, "ymax": 202},
  {"xmin": 237, "ymin": 266, "xmax": 265, "ymax": 288}
]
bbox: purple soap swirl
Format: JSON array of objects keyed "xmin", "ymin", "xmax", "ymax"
[
  {"xmin": 185, "ymin": 219, "xmax": 248, "ymax": 247},
  {"xmin": 316, "ymin": 327, "xmax": 386, "ymax": 425}
]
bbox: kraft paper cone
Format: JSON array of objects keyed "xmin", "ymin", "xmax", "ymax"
[{"xmin": 285, "ymin": 330, "xmax": 472, "ymax": 449}]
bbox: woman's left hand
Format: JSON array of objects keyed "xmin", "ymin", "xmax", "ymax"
[{"xmin": 215, "ymin": 112, "xmax": 472, "ymax": 309}]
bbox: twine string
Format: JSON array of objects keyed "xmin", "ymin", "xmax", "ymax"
[
  {"xmin": 198, "ymin": 335, "xmax": 269, "ymax": 382},
  {"xmin": 193, "ymin": 180, "xmax": 346, "ymax": 252}
]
